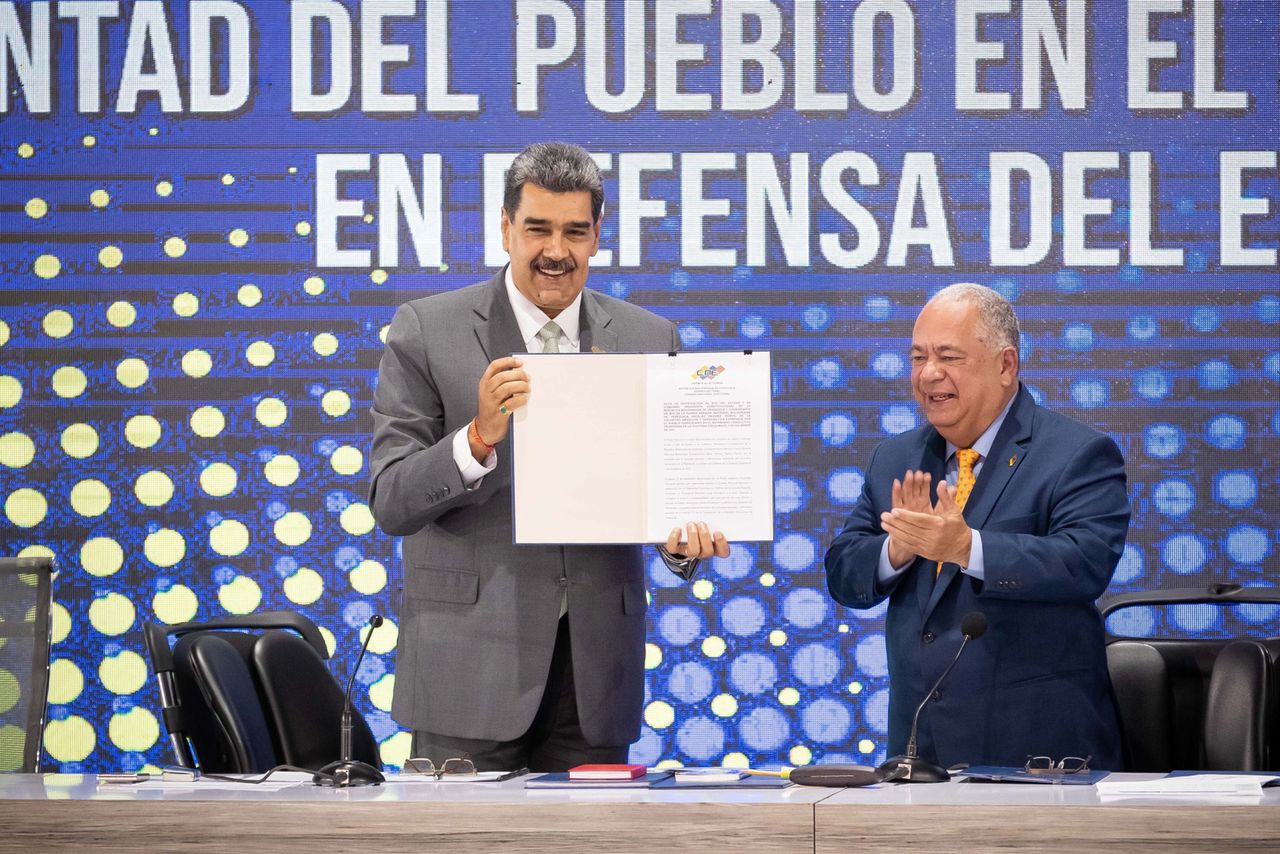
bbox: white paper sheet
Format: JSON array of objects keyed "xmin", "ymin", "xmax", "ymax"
[{"xmin": 512, "ymin": 351, "xmax": 773, "ymax": 544}]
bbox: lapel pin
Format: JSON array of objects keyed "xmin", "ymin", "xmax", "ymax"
[{"xmin": 1008, "ymin": 454, "xmax": 1017, "ymax": 467}]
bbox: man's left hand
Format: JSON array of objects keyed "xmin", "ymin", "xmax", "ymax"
[
  {"xmin": 665, "ymin": 521, "xmax": 731, "ymax": 560},
  {"xmin": 878, "ymin": 481, "xmax": 972, "ymax": 567}
]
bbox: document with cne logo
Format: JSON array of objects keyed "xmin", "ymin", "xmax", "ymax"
[{"xmin": 512, "ymin": 351, "xmax": 773, "ymax": 544}]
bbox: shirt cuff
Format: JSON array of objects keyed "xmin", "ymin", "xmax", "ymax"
[
  {"xmin": 876, "ymin": 537, "xmax": 912, "ymax": 585},
  {"xmin": 452, "ymin": 425, "xmax": 496, "ymax": 488},
  {"xmin": 961, "ymin": 529, "xmax": 985, "ymax": 581}
]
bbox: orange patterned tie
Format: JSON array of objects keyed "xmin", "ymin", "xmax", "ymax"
[{"xmin": 938, "ymin": 448, "xmax": 980, "ymax": 575}]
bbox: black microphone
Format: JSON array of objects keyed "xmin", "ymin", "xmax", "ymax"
[
  {"xmin": 877, "ymin": 611, "xmax": 988, "ymax": 783},
  {"xmin": 315, "ymin": 615, "xmax": 386, "ymax": 787}
]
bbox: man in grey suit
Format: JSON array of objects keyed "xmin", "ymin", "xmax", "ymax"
[{"xmin": 370, "ymin": 142, "xmax": 729, "ymax": 771}]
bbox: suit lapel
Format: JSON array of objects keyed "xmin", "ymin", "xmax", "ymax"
[
  {"xmin": 960, "ymin": 385, "xmax": 1034, "ymax": 531},
  {"xmin": 922, "ymin": 385, "xmax": 1033, "ymax": 620},
  {"xmin": 579, "ymin": 290, "xmax": 617, "ymax": 354},
  {"xmin": 473, "ymin": 269, "xmax": 527, "ymax": 362}
]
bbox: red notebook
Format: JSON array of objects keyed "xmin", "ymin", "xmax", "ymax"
[{"xmin": 568, "ymin": 763, "xmax": 647, "ymax": 780}]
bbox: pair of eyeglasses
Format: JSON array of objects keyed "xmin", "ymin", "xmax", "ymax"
[
  {"xmin": 403, "ymin": 755, "xmax": 477, "ymax": 779},
  {"xmin": 1024, "ymin": 755, "xmax": 1091, "ymax": 775}
]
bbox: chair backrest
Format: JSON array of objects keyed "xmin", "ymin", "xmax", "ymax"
[
  {"xmin": 0, "ymin": 557, "xmax": 54, "ymax": 773},
  {"xmin": 144, "ymin": 611, "xmax": 381, "ymax": 774},
  {"xmin": 1101, "ymin": 585, "xmax": 1280, "ymax": 772}
]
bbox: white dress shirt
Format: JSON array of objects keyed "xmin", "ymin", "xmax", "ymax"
[
  {"xmin": 451, "ymin": 266, "xmax": 583, "ymax": 487},
  {"xmin": 876, "ymin": 393, "xmax": 1018, "ymax": 585}
]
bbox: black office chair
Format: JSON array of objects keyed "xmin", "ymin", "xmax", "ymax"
[
  {"xmin": 1101, "ymin": 584, "xmax": 1279, "ymax": 772},
  {"xmin": 0, "ymin": 557, "xmax": 54, "ymax": 773},
  {"xmin": 142, "ymin": 611, "xmax": 381, "ymax": 774}
]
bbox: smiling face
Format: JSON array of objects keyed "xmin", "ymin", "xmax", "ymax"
[
  {"xmin": 501, "ymin": 183, "xmax": 600, "ymax": 318},
  {"xmin": 910, "ymin": 297, "xmax": 1019, "ymax": 448}
]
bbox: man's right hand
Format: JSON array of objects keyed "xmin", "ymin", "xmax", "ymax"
[
  {"xmin": 470, "ymin": 356, "xmax": 528, "ymax": 460},
  {"xmin": 886, "ymin": 470, "xmax": 932, "ymax": 567}
]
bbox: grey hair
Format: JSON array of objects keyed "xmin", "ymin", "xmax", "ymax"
[
  {"xmin": 503, "ymin": 142, "xmax": 604, "ymax": 223},
  {"xmin": 928, "ymin": 283, "xmax": 1021, "ymax": 352}
]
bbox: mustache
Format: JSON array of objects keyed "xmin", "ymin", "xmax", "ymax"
[{"xmin": 532, "ymin": 256, "xmax": 576, "ymax": 274}]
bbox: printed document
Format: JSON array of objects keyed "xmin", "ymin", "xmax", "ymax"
[{"xmin": 512, "ymin": 351, "xmax": 773, "ymax": 544}]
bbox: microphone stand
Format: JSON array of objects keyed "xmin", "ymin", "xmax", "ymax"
[
  {"xmin": 316, "ymin": 615, "xmax": 386, "ymax": 787},
  {"xmin": 877, "ymin": 613, "xmax": 987, "ymax": 783}
]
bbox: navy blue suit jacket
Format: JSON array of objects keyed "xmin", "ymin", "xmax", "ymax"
[{"xmin": 825, "ymin": 385, "xmax": 1129, "ymax": 770}]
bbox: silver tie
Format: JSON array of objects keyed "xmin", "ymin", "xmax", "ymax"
[
  {"xmin": 537, "ymin": 320, "xmax": 568, "ymax": 617},
  {"xmin": 536, "ymin": 321, "xmax": 562, "ymax": 354}
]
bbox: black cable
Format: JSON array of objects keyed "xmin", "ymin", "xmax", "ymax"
[{"xmin": 201, "ymin": 764, "xmax": 335, "ymax": 784}]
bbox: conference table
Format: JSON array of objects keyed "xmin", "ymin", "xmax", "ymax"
[{"xmin": 0, "ymin": 772, "xmax": 1276, "ymax": 852}]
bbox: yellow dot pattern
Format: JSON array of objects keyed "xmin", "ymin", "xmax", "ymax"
[
  {"xmin": 89, "ymin": 592, "xmax": 135, "ymax": 636},
  {"xmin": 369, "ymin": 674, "xmax": 395, "ymax": 712},
  {"xmin": 181, "ymin": 349, "xmax": 212, "ymax": 378},
  {"xmin": 0, "ymin": 376, "xmax": 21, "ymax": 409},
  {"xmin": 264, "ymin": 454, "xmax": 299, "ymax": 486},
  {"xmin": 134, "ymin": 471, "xmax": 174, "ymax": 507},
  {"xmin": 34, "ymin": 254, "xmax": 61, "ymax": 279},
  {"xmin": 274, "ymin": 511, "xmax": 312, "ymax": 546},
  {"xmin": 256, "ymin": 397, "xmax": 288, "ymax": 427},
  {"xmin": 108, "ymin": 707, "xmax": 159, "ymax": 752},
  {"xmin": 283, "ymin": 568, "xmax": 324, "ymax": 605},
  {"xmin": 42, "ymin": 310, "xmax": 73, "ymax": 339},
  {"xmin": 210, "ymin": 520, "xmax": 250, "ymax": 557},
  {"xmin": 218, "ymin": 575, "xmax": 262, "ymax": 615},
  {"xmin": 0, "ymin": 432, "xmax": 36, "ymax": 468},
  {"xmin": 190, "ymin": 405, "xmax": 226, "ymax": 437},
  {"xmin": 246, "ymin": 341, "xmax": 275, "ymax": 367},
  {"xmin": 200, "ymin": 462, "xmax": 237, "ymax": 497},
  {"xmin": 81, "ymin": 537, "xmax": 124, "ymax": 577},
  {"xmin": 330, "ymin": 445, "xmax": 363, "ymax": 475},
  {"xmin": 98, "ymin": 245, "xmax": 123, "ymax": 268},
  {"xmin": 45, "ymin": 716, "xmax": 95, "ymax": 763},
  {"xmin": 349, "ymin": 559, "xmax": 387, "ymax": 594},
  {"xmin": 152, "ymin": 584, "xmax": 198, "ymax": 625},
  {"xmin": 115, "ymin": 358, "xmax": 149, "ymax": 388},
  {"xmin": 70, "ymin": 479, "xmax": 111, "ymax": 517},
  {"xmin": 322, "ymin": 389, "xmax": 351, "ymax": 417},
  {"xmin": 106, "ymin": 301, "xmax": 135, "ymax": 327},
  {"xmin": 52, "ymin": 366, "xmax": 88, "ymax": 398},
  {"xmin": 48, "ymin": 659, "xmax": 85, "ymax": 705},
  {"xmin": 237, "ymin": 284, "xmax": 262, "ymax": 306},
  {"xmin": 124, "ymin": 415, "xmax": 162, "ymax": 448},
  {"xmin": 645, "ymin": 701, "xmax": 675, "ymax": 729},
  {"xmin": 172, "ymin": 291, "xmax": 198, "ymax": 315},
  {"xmin": 5, "ymin": 488, "xmax": 47, "ymax": 528},
  {"xmin": 143, "ymin": 529, "xmax": 185, "ymax": 568},
  {"xmin": 99, "ymin": 651, "xmax": 148, "ymax": 695},
  {"xmin": 711, "ymin": 694, "xmax": 738, "ymax": 717}
]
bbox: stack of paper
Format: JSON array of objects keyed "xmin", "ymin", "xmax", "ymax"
[
  {"xmin": 1096, "ymin": 772, "xmax": 1280, "ymax": 797},
  {"xmin": 671, "ymin": 768, "xmax": 746, "ymax": 784}
]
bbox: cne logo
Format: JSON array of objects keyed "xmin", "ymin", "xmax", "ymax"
[{"xmin": 693, "ymin": 365, "xmax": 727, "ymax": 380}]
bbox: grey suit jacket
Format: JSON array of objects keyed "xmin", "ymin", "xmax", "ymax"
[{"xmin": 369, "ymin": 271, "xmax": 680, "ymax": 746}]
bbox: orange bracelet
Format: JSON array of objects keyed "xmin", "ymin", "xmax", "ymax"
[{"xmin": 468, "ymin": 419, "xmax": 495, "ymax": 454}]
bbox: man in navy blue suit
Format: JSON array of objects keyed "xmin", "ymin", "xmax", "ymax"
[{"xmin": 825, "ymin": 283, "xmax": 1129, "ymax": 770}]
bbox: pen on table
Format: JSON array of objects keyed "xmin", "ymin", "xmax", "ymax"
[{"xmin": 494, "ymin": 767, "xmax": 529, "ymax": 782}]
